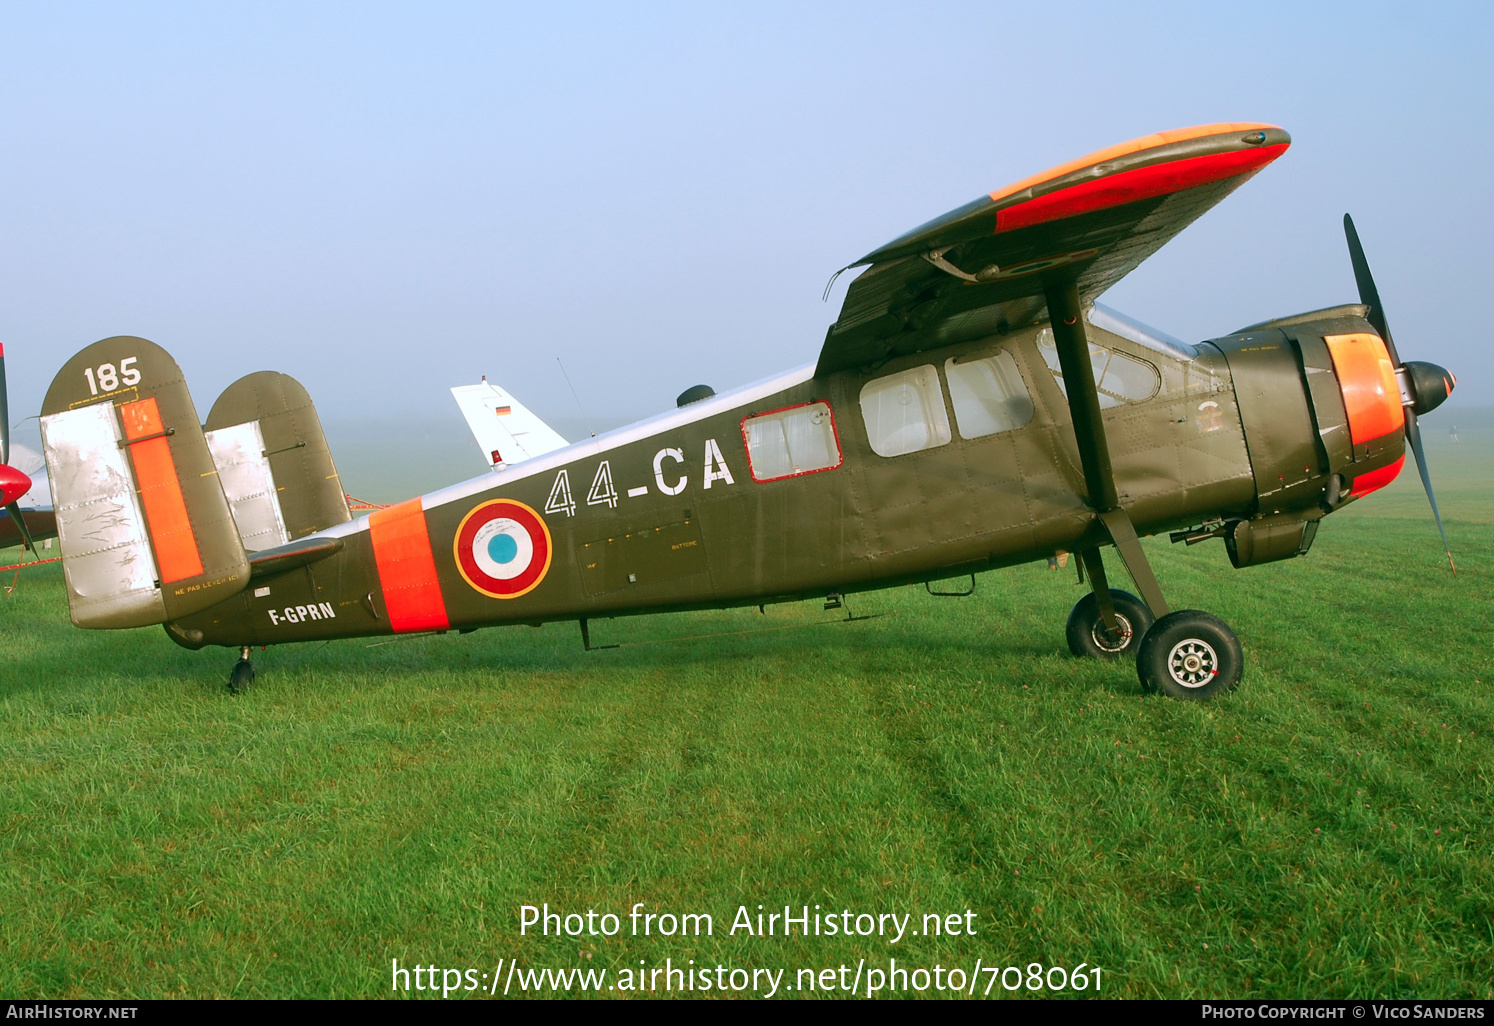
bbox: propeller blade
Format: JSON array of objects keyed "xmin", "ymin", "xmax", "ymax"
[
  {"xmin": 0, "ymin": 341, "xmax": 9, "ymax": 466},
  {"xmin": 1344, "ymin": 214, "xmax": 1455, "ymax": 573},
  {"xmin": 1404, "ymin": 413, "xmax": 1456, "ymax": 575},
  {"xmin": 4, "ymin": 502, "xmax": 35, "ymax": 554},
  {"xmin": 1343, "ymin": 214, "xmax": 1402, "ymax": 367}
]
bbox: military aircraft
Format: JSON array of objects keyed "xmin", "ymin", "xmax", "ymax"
[
  {"xmin": 24, "ymin": 122, "xmax": 1457, "ymax": 699},
  {"xmin": 0, "ymin": 346, "xmax": 58, "ymax": 554},
  {"xmin": 0, "ymin": 448, "xmax": 55, "ymax": 553}
]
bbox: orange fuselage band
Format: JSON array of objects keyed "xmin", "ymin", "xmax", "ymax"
[
  {"xmin": 1325, "ymin": 333, "xmax": 1404, "ymax": 445},
  {"xmin": 369, "ymin": 498, "xmax": 450, "ymax": 633},
  {"xmin": 121, "ymin": 397, "xmax": 204, "ymax": 584}
]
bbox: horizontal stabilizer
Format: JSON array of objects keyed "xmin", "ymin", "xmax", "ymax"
[
  {"xmin": 0, "ymin": 507, "xmax": 56, "ymax": 550},
  {"xmin": 451, "ymin": 378, "xmax": 568, "ymax": 470},
  {"xmin": 248, "ymin": 535, "xmax": 344, "ymax": 579}
]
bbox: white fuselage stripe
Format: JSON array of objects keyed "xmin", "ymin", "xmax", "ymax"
[{"xmin": 318, "ymin": 361, "xmax": 817, "ymax": 540}]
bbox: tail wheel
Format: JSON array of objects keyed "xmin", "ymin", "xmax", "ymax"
[
  {"xmin": 229, "ymin": 658, "xmax": 255, "ymax": 695},
  {"xmin": 1065, "ymin": 589, "xmax": 1153, "ymax": 659},
  {"xmin": 1136, "ymin": 610, "xmax": 1243, "ymax": 699}
]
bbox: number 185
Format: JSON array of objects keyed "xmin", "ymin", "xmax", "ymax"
[{"xmin": 84, "ymin": 357, "xmax": 140, "ymax": 395}]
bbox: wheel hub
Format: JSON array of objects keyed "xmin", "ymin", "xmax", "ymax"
[
  {"xmin": 1166, "ymin": 638, "xmax": 1219, "ymax": 688},
  {"xmin": 1091, "ymin": 614, "xmax": 1134, "ymax": 653}
]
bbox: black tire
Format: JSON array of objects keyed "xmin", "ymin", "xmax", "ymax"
[
  {"xmin": 1136, "ymin": 610, "xmax": 1243, "ymax": 700},
  {"xmin": 228, "ymin": 659, "xmax": 255, "ymax": 695},
  {"xmin": 1065, "ymin": 589, "xmax": 1153, "ymax": 659}
]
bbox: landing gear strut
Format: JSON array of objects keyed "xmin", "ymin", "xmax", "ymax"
[
  {"xmin": 1044, "ymin": 279, "xmax": 1243, "ymax": 699},
  {"xmin": 229, "ymin": 645, "xmax": 255, "ymax": 695}
]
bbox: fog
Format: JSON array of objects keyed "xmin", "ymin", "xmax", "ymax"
[{"xmin": 4, "ymin": 2, "xmax": 1489, "ymax": 462}]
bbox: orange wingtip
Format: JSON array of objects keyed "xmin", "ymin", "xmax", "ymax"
[{"xmin": 988, "ymin": 123, "xmax": 1285, "ymax": 204}]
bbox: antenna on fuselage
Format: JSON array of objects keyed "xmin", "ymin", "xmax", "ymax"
[{"xmin": 556, "ymin": 357, "xmax": 596, "ymax": 439}]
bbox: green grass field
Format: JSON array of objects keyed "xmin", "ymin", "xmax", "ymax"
[{"xmin": 1, "ymin": 422, "xmax": 1489, "ymax": 999}]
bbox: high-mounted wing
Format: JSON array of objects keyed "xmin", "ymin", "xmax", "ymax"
[{"xmin": 819, "ymin": 123, "xmax": 1290, "ymax": 375}]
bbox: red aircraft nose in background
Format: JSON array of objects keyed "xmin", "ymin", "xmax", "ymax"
[{"xmin": 0, "ymin": 463, "xmax": 30, "ymax": 506}]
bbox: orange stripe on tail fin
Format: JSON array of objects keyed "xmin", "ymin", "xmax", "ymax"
[{"xmin": 120, "ymin": 397, "xmax": 204, "ymax": 584}]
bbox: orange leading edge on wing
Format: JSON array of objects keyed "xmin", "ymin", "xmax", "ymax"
[
  {"xmin": 988, "ymin": 123, "xmax": 1284, "ymax": 204},
  {"xmin": 988, "ymin": 123, "xmax": 1289, "ymax": 234}
]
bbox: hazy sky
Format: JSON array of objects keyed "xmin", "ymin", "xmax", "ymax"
[{"xmin": 3, "ymin": 2, "xmax": 1490, "ymax": 439}]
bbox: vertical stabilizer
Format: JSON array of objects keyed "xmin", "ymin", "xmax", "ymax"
[
  {"xmin": 41, "ymin": 337, "xmax": 250, "ymax": 628},
  {"xmin": 205, "ymin": 371, "xmax": 350, "ymax": 547},
  {"xmin": 450, "ymin": 378, "xmax": 569, "ymax": 469}
]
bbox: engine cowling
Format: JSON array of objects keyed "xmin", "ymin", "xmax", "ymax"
[{"xmin": 1204, "ymin": 307, "xmax": 1412, "ymax": 562}]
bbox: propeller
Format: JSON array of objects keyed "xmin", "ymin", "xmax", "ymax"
[
  {"xmin": 1343, "ymin": 214, "xmax": 1456, "ymax": 574},
  {"xmin": 0, "ymin": 342, "xmax": 38, "ymax": 554}
]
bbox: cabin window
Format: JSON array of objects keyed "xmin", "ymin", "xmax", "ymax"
[
  {"xmin": 1036, "ymin": 328, "xmax": 1161, "ymax": 408},
  {"xmin": 741, "ymin": 401, "xmax": 842, "ymax": 482},
  {"xmin": 944, "ymin": 351, "xmax": 1034, "ymax": 439},
  {"xmin": 859, "ymin": 365, "xmax": 952, "ymax": 457}
]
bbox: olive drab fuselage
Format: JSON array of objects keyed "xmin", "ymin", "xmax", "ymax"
[
  {"xmin": 36, "ymin": 122, "xmax": 1434, "ymax": 670},
  {"xmin": 165, "ymin": 307, "xmax": 1401, "ymax": 650}
]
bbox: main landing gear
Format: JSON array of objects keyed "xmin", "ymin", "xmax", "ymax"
[
  {"xmin": 1064, "ymin": 551, "xmax": 1243, "ymax": 700},
  {"xmin": 1066, "ymin": 589, "xmax": 1152, "ymax": 659},
  {"xmin": 229, "ymin": 645, "xmax": 255, "ymax": 695},
  {"xmin": 1042, "ymin": 279, "xmax": 1243, "ymax": 700},
  {"xmin": 1136, "ymin": 610, "xmax": 1243, "ymax": 700}
]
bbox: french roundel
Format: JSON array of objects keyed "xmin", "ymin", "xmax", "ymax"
[{"xmin": 454, "ymin": 499, "xmax": 553, "ymax": 599}]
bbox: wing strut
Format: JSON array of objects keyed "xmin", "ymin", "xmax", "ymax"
[{"xmin": 1044, "ymin": 281, "xmax": 1171, "ymax": 620}]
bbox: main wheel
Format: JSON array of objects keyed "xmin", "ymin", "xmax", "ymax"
[
  {"xmin": 1065, "ymin": 589, "xmax": 1153, "ymax": 659},
  {"xmin": 228, "ymin": 659, "xmax": 255, "ymax": 695},
  {"xmin": 1136, "ymin": 610, "xmax": 1243, "ymax": 700}
]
